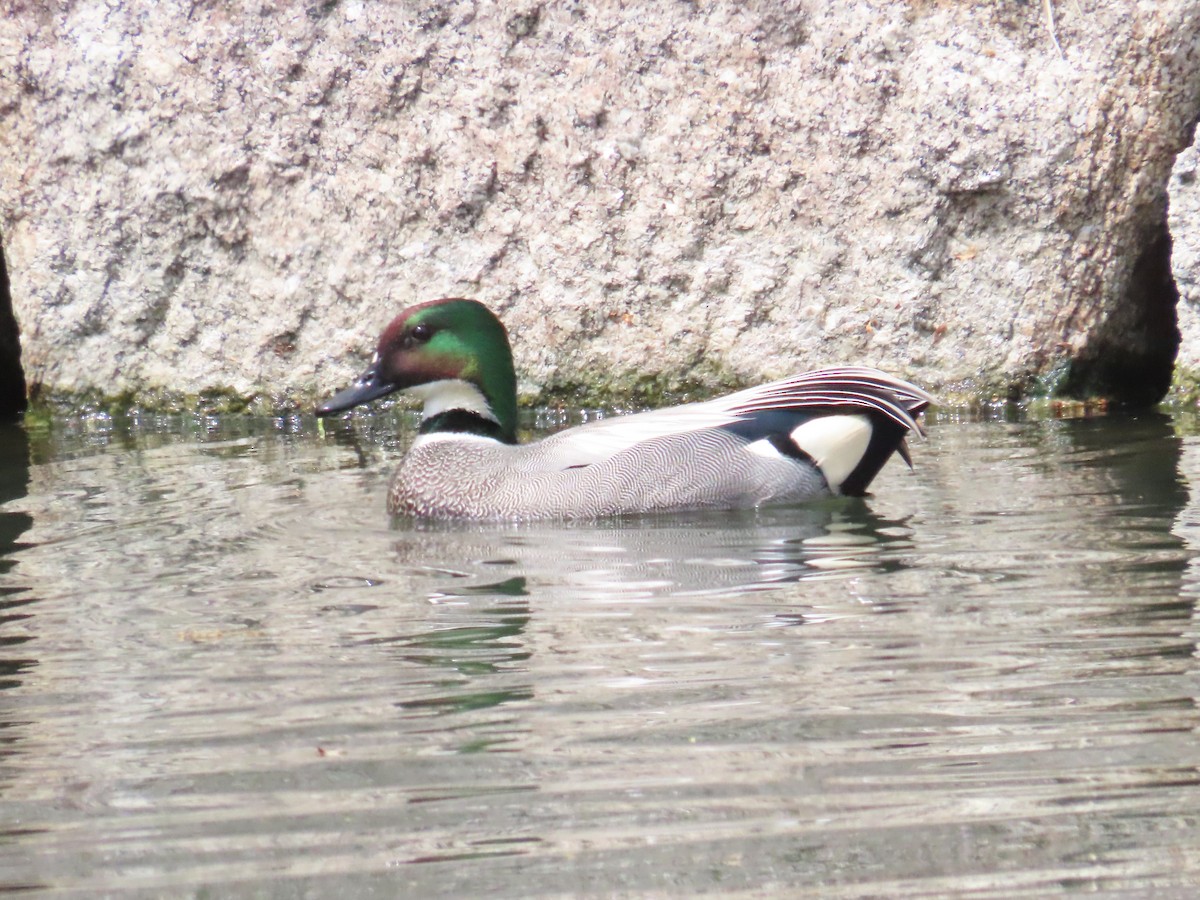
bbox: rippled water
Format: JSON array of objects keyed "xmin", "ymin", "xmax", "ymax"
[{"xmin": 2, "ymin": 407, "xmax": 1200, "ymax": 896}]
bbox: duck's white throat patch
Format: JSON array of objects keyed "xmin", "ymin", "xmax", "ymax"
[{"xmin": 409, "ymin": 379, "xmax": 497, "ymax": 423}]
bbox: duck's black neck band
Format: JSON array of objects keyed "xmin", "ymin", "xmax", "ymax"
[{"xmin": 420, "ymin": 409, "xmax": 516, "ymax": 444}]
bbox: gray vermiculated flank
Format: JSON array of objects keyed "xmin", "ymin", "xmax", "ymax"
[{"xmin": 389, "ymin": 429, "xmax": 830, "ymax": 519}]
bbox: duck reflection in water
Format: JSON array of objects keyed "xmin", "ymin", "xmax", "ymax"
[{"xmin": 382, "ymin": 500, "xmax": 914, "ymax": 604}]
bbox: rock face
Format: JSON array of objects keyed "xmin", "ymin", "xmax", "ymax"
[
  {"xmin": 2, "ymin": 1, "xmax": 1199, "ymax": 410},
  {"xmin": 1172, "ymin": 130, "xmax": 1200, "ymax": 388},
  {"xmin": 0, "ymin": 244, "xmax": 27, "ymax": 418}
]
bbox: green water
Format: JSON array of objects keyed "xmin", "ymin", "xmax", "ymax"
[{"xmin": 1, "ymin": 408, "xmax": 1199, "ymax": 896}]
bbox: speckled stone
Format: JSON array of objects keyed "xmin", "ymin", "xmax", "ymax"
[
  {"xmin": 1171, "ymin": 132, "xmax": 1200, "ymax": 385},
  {"xmin": 2, "ymin": 1, "xmax": 1199, "ymax": 408}
]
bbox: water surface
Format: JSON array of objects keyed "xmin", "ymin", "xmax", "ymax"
[{"xmin": 2, "ymin": 407, "xmax": 1200, "ymax": 896}]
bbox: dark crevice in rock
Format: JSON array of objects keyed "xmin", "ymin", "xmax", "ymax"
[
  {"xmin": 1059, "ymin": 220, "xmax": 1180, "ymax": 407},
  {"xmin": 0, "ymin": 239, "xmax": 27, "ymax": 419}
]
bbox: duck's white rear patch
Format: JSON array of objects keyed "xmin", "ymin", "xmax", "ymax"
[
  {"xmin": 790, "ymin": 415, "xmax": 872, "ymax": 492},
  {"xmin": 744, "ymin": 438, "xmax": 785, "ymax": 460}
]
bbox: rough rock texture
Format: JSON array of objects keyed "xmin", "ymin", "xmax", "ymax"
[
  {"xmin": 0, "ymin": 243, "xmax": 27, "ymax": 417},
  {"xmin": 2, "ymin": 1, "xmax": 1200, "ymax": 410},
  {"xmin": 1172, "ymin": 129, "xmax": 1200, "ymax": 388}
]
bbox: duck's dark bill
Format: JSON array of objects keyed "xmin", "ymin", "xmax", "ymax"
[{"xmin": 316, "ymin": 366, "xmax": 399, "ymax": 416}]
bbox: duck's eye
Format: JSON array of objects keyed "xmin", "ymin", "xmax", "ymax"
[{"xmin": 409, "ymin": 323, "xmax": 433, "ymax": 344}]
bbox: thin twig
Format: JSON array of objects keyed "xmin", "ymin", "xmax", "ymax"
[{"xmin": 1044, "ymin": 0, "xmax": 1064, "ymax": 59}]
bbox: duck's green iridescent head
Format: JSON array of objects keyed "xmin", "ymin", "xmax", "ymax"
[{"xmin": 316, "ymin": 298, "xmax": 518, "ymax": 442}]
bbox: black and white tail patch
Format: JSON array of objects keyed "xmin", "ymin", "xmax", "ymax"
[{"xmin": 789, "ymin": 415, "xmax": 873, "ymax": 493}]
